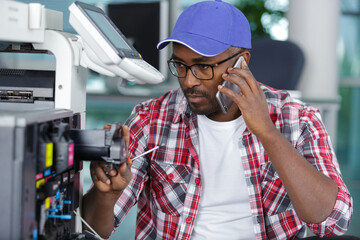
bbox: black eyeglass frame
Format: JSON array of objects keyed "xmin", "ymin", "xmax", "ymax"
[{"xmin": 167, "ymin": 50, "xmax": 244, "ymax": 80}]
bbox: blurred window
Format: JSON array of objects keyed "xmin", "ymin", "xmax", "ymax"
[{"xmin": 337, "ymin": 0, "xmax": 360, "ymax": 176}]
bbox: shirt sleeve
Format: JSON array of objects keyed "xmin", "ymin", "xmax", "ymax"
[
  {"xmin": 296, "ymin": 108, "xmax": 353, "ymax": 237},
  {"xmin": 113, "ymin": 103, "xmax": 152, "ymax": 228}
]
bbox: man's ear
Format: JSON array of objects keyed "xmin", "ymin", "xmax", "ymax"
[{"xmin": 242, "ymin": 50, "xmax": 251, "ymax": 65}]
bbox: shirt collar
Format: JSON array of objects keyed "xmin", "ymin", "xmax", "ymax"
[{"xmin": 172, "ymin": 89, "xmax": 193, "ymax": 124}]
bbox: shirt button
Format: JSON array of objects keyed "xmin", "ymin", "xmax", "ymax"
[
  {"xmin": 186, "ymin": 217, "xmax": 192, "ymax": 224},
  {"xmin": 168, "ymin": 173, "xmax": 174, "ymax": 180},
  {"xmin": 195, "ymin": 178, "xmax": 200, "ymax": 184}
]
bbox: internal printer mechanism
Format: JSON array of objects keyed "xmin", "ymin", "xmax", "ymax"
[{"xmin": 0, "ymin": 107, "xmax": 127, "ymax": 239}]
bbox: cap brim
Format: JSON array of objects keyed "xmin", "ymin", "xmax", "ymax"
[{"xmin": 157, "ymin": 33, "xmax": 231, "ymax": 57}]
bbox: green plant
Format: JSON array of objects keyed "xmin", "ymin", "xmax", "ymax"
[{"xmin": 233, "ymin": 0, "xmax": 286, "ymax": 40}]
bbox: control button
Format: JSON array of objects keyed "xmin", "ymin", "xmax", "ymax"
[{"xmin": 195, "ymin": 178, "xmax": 200, "ymax": 184}]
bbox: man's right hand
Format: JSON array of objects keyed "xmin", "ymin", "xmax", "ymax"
[
  {"xmin": 90, "ymin": 160, "xmax": 132, "ymax": 199},
  {"xmin": 83, "ymin": 125, "xmax": 132, "ymax": 238},
  {"xmin": 89, "ymin": 125, "xmax": 132, "ymax": 199}
]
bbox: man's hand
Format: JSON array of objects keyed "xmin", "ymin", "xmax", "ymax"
[
  {"xmin": 218, "ymin": 61, "xmax": 338, "ymax": 224},
  {"xmin": 83, "ymin": 125, "xmax": 132, "ymax": 238},
  {"xmin": 90, "ymin": 160, "xmax": 132, "ymax": 199},
  {"xmin": 90, "ymin": 125, "xmax": 132, "ymax": 199},
  {"xmin": 218, "ymin": 60, "xmax": 275, "ymax": 137}
]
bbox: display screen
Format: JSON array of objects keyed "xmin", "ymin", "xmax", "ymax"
[{"xmin": 85, "ymin": 9, "xmax": 131, "ymax": 50}]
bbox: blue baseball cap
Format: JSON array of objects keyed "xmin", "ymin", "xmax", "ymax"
[{"xmin": 157, "ymin": 0, "xmax": 251, "ymax": 57}]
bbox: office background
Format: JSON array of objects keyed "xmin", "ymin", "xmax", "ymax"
[{"xmin": 18, "ymin": 0, "xmax": 360, "ymax": 238}]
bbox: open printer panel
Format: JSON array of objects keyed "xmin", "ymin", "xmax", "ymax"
[{"xmin": 0, "ymin": 109, "xmax": 82, "ymax": 239}]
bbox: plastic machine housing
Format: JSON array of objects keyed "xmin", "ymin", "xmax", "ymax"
[{"xmin": 0, "ymin": 109, "xmax": 82, "ymax": 239}]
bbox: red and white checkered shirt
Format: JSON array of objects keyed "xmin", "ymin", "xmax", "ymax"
[{"xmin": 114, "ymin": 84, "xmax": 353, "ymax": 240}]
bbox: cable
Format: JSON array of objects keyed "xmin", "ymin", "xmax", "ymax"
[{"xmin": 73, "ymin": 209, "xmax": 105, "ymax": 240}]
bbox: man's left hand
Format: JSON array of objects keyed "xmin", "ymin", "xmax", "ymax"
[{"xmin": 218, "ymin": 60, "xmax": 275, "ymax": 137}]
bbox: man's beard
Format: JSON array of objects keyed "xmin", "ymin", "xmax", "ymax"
[{"xmin": 182, "ymin": 88, "xmax": 221, "ymax": 115}]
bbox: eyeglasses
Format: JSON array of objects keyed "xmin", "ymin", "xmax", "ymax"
[{"xmin": 167, "ymin": 50, "xmax": 243, "ymax": 80}]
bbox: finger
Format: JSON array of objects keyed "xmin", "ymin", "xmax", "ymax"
[
  {"xmin": 113, "ymin": 162, "xmax": 132, "ymax": 182},
  {"xmin": 121, "ymin": 125, "xmax": 130, "ymax": 160},
  {"xmin": 103, "ymin": 163, "xmax": 118, "ymax": 177},
  {"xmin": 229, "ymin": 61, "xmax": 259, "ymax": 94},
  {"xmin": 217, "ymin": 83, "xmax": 245, "ymax": 107},
  {"xmin": 241, "ymin": 61, "xmax": 261, "ymax": 94},
  {"xmin": 121, "ymin": 125, "xmax": 132, "ymax": 167},
  {"xmin": 110, "ymin": 162, "xmax": 132, "ymax": 190},
  {"xmin": 90, "ymin": 161, "xmax": 104, "ymax": 181},
  {"xmin": 122, "ymin": 125, "xmax": 130, "ymax": 149},
  {"xmin": 222, "ymin": 72, "xmax": 251, "ymax": 97},
  {"xmin": 94, "ymin": 164, "xmax": 111, "ymax": 185},
  {"xmin": 118, "ymin": 161, "xmax": 131, "ymax": 176}
]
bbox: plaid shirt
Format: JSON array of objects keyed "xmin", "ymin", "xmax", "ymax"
[{"xmin": 115, "ymin": 84, "xmax": 353, "ymax": 240}]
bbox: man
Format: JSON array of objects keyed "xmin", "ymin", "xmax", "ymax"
[{"xmin": 83, "ymin": 1, "xmax": 353, "ymax": 239}]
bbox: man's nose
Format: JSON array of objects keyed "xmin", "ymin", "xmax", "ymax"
[{"xmin": 184, "ymin": 68, "xmax": 201, "ymax": 89}]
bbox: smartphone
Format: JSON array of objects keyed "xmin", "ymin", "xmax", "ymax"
[{"xmin": 216, "ymin": 56, "xmax": 245, "ymax": 114}]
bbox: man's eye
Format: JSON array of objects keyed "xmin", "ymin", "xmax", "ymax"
[
  {"xmin": 174, "ymin": 62, "xmax": 185, "ymax": 68},
  {"xmin": 198, "ymin": 64, "xmax": 210, "ymax": 70}
]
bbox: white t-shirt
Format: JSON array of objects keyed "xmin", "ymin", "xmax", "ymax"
[{"xmin": 191, "ymin": 115, "xmax": 256, "ymax": 240}]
